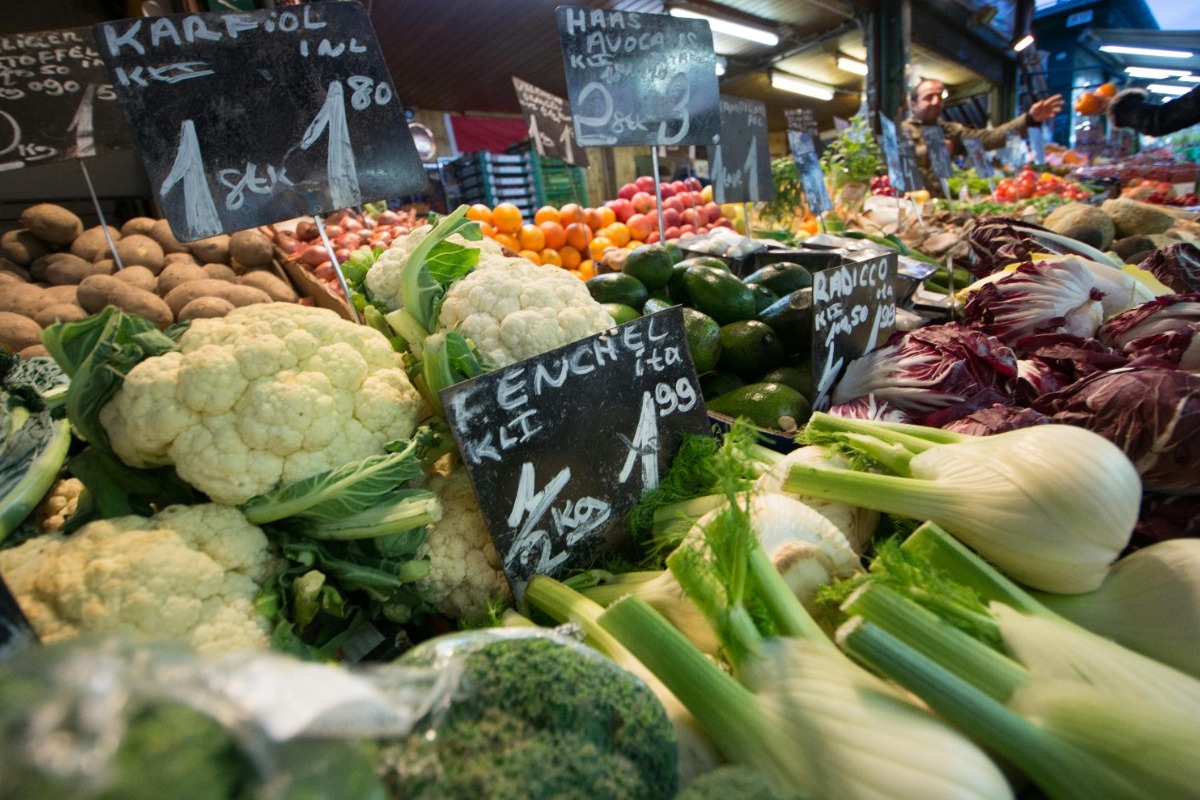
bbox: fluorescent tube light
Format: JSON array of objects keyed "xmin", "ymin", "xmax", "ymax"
[
  {"xmin": 1147, "ymin": 83, "xmax": 1191, "ymax": 96},
  {"xmin": 1181, "ymin": 76, "xmax": 1200, "ymax": 83},
  {"xmin": 715, "ymin": 56, "xmax": 727, "ymax": 77},
  {"xmin": 668, "ymin": 7, "xmax": 779, "ymax": 47},
  {"xmin": 1125, "ymin": 66, "xmax": 1192, "ymax": 79},
  {"xmin": 837, "ymin": 56, "xmax": 868, "ymax": 75},
  {"xmin": 770, "ymin": 73, "xmax": 834, "ymax": 101},
  {"xmin": 1100, "ymin": 45, "xmax": 1193, "ymax": 58},
  {"xmin": 1013, "ymin": 34, "xmax": 1035, "ymax": 52}
]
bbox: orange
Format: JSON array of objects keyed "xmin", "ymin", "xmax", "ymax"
[
  {"xmin": 493, "ymin": 232, "xmax": 521, "ymax": 253},
  {"xmin": 565, "ymin": 222, "xmax": 592, "ymax": 252},
  {"xmin": 534, "ymin": 205, "xmax": 560, "ymax": 225},
  {"xmin": 492, "ymin": 202, "xmax": 524, "ymax": 234},
  {"xmin": 1096, "ymin": 82, "xmax": 1118, "ymax": 98},
  {"xmin": 518, "ymin": 249, "xmax": 542, "ymax": 265},
  {"xmin": 597, "ymin": 206, "xmax": 617, "ymax": 228},
  {"xmin": 583, "ymin": 207, "xmax": 605, "ymax": 231},
  {"xmin": 577, "ymin": 259, "xmax": 596, "ymax": 280},
  {"xmin": 466, "ymin": 203, "xmax": 493, "ymax": 225},
  {"xmin": 539, "ymin": 247, "xmax": 562, "ymax": 267},
  {"xmin": 601, "ymin": 222, "xmax": 631, "ymax": 248},
  {"xmin": 559, "ymin": 245, "xmax": 582, "ymax": 270},
  {"xmin": 518, "ymin": 223, "xmax": 546, "ymax": 252},
  {"xmin": 478, "ymin": 221, "xmax": 496, "ymax": 239},
  {"xmin": 558, "ymin": 202, "xmax": 585, "ymax": 227},
  {"xmin": 539, "ymin": 220, "xmax": 566, "ymax": 250},
  {"xmin": 1074, "ymin": 92, "xmax": 1102, "ymax": 115},
  {"xmin": 589, "ymin": 235, "xmax": 614, "ymax": 261}
]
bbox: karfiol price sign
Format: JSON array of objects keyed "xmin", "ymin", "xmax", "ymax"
[
  {"xmin": 555, "ymin": 6, "xmax": 720, "ymax": 147},
  {"xmin": 512, "ymin": 77, "xmax": 588, "ymax": 168},
  {"xmin": 440, "ymin": 307, "xmax": 711, "ymax": 597},
  {"xmin": 93, "ymin": 3, "xmax": 425, "ymax": 242},
  {"xmin": 708, "ymin": 95, "xmax": 774, "ymax": 204},
  {"xmin": 787, "ymin": 130, "xmax": 831, "ymax": 216},
  {"xmin": 0, "ymin": 26, "xmax": 134, "ymax": 169}
]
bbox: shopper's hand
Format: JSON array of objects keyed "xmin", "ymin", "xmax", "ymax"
[{"xmin": 1030, "ymin": 94, "xmax": 1065, "ymax": 122}]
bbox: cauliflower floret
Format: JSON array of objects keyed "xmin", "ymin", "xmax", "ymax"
[
  {"xmin": 36, "ymin": 477, "xmax": 84, "ymax": 533},
  {"xmin": 99, "ymin": 304, "xmax": 425, "ymax": 505},
  {"xmin": 365, "ymin": 223, "xmax": 503, "ymax": 310},
  {"xmin": 0, "ymin": 504, "xmax": 276, "ymax": 653},
  {"xmin": 438, "ymin": 255, "xmax": 616, "ymax": 368},
  {"xmin": 415, "ymin": 466, "xmax": 511, "ymax": 620}
]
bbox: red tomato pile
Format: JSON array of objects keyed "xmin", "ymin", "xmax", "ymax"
[
  {"xmin": 993, "ymin": 168, "xmax": 1091, "ymax": 203},
  {"xmin": 273, "ymin": 207, "xmax": 418, "ymax": 296}
]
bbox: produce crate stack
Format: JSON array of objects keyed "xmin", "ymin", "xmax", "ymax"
[
  {"xmin": 506, "ymin": 142, "xmax": 589, "ymax": 209},
  {"xmin": 446, "ymin": 151, "xmax": 539, "ymax": 221}
]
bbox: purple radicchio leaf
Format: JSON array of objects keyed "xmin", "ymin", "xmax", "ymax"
[
  {"xmin": 962, "ymin": 260, "xmax": 1106, "ymax": 347},
  {"xmin": 1131, "ymin": 491, "xmax": 1200, "ymax": 550},
  {"xmin": 941, "ymin": 404, "xmax": 1054, "ymax": 436},
  {"xmin": 830, "ymin": 322, "xmax": 1018, "ymax": 424},
  {"xmin": 1122, "ymin": 323, "xmax": 1200, "ymax": 370},
  {"xmin": 1032, "ymin": 367, "xmax": 1200, "ymax": 495},
  {"xmin": 1011, "ymin": 333, "xmax": 1130, "ymax": 405},
  {"xmin": 1096, "ymin": 293, "xmax": 1200, "ymax": 349},
  {"xmin": 827, "ymin": 393, "xmax": 915, "ymax": 423},
  {"xmin": 1136, "ymin": 243, "xmax": 1200, "ymax": 295},
  {"xmin": 956, "ymin": 216, "xmax": 1093, "ymax": 280}
]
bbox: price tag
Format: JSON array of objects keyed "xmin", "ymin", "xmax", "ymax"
[
  {"xmin": 920, "ymin": 124, "xmax": 954, "ymax": 196},
  {"xmin": 787, "ymin": 130, "xmax": 831, "ymax": 216},
  {"xmin": 963, "ymin": 136, "xmax": 993, "ymax": 178},
  {"xmin": 878, "ymin": 115, "xmax": 907, "ymax": 194},
  {"xmin": 1005, "ymin": 132, "xmax": 1026, "ymax": 170},
  {"xmin": 1027, "ymin": 125, "xmax": 1046, "ymax": 166},
  {"xmin": 896, "ymin": 135, "xmax": 924, "ymax": 193},
  {"xmin": 811, "ymin": 253, "xmax": 899, "ymax": 410},
  {"xmin": 440, "ymin": 307, "xmax": 711, "ymax": 597},
  {"xmin": 0, "ymin": 26, "xmax": 135, "ymax": 169},
  {"xmin": 785, "ymin": 107, "xmax": 824, "ymax": 156},
  {"xmin": 93, "ymin": 3, "xmax": 425, "ymax": 242},
  {"xmin": 555, "ymin": 6, "xmax": 721, "ymax": 147},
  {"xmin": 707, "ymin": 95, "xmax": 774, "ymax": 204},
  {"xmin": 512, "ymin": 77, "xmax": 588, "ymax": 168},
  {"xmin": 1, "ymin": 574, "xmax": 38, "ymax": 662}
]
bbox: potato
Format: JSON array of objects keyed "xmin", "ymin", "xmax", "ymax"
[
  {"xmin": 34, "ymin": 303, "xmax": 88, "ymax": 327},
  {"xmin": 19, "ymin": 203, "xmax": 83, "ymax": 246},
  {"xmin": 0, "ymin": 283, "xmax": 52, "ymax": 316},
  {"xmin": 163, "ymin": 280, "xmax": 271, "ymax": 318},
  {"xmin": 69, "ymin": 225, "xmax": 122, "ymax": 261},
  {"xmin": 228, "ymin": 229, "xmax": 274, "ymax": 268},
  {"xmin": 164, "ymin": 251, "xmax": 199, "ymax": 266},
  {"xmin": 0, "ymin": 257, "xmax": 31, "ymax": 281},
  {"xmin": 45, "ymin": 253, "xmax": 113, "ymax": 285},
  {"xmin": 0, "ymin": 311, "xmax": 43, "ymax": 351},
  {"xmin": 148, "ymin": 218, "xmax": 188, "ymax": 254},
  {"xmin": 202, "ymin": 263, "xmax": 237, "ymax": 282},
  {"xmin": 120, "ymin": 216, "xmax": 158, "ymax": 238},
  {"xmin": 42, "ymin": 285, "xmax": 81, "ymax": 306},
  {"xmin": 77, "ymin": 275, "xmax": 173, "ymax": 328},
  {"xmin": 1, "ymin": 229, "xmax": 52, "ymax": 266},
  {"xmin": 156, "ymin": 262, "xmax": 209, "ymax": 297},
  {"xmin": 111, "ymin": 234, "xmax": 166, "ymax": 274},
  {"xmin": 112, "ymin": 265, "xmax": 159, "ymax": 293},
  {"xmin": 0, "ymin": 271, "xmax": 23, "ymax": 285},
  {"xmin": 177, "ymin": 296, "xmax": 235, "ymax": 321},
  {"xmin": 18, "ymin": 344, "xmax": 50, "ymax": 360},
  {"xmin": 188, "ymin": 234, "xmax": 230, "ymax": 265},
  {"xmin": 236, "ymin": 270, "xmax": 297, "ymax": 303}
]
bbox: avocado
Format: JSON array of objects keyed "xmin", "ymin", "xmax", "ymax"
[
  {"xmin": 683, "ymin": 265, "xmax": 757, "ymax": 325},
  {"xmin": 741, "ymin": 261, "xmax": 814, "ymax": 295},
  {"xmin": 587, "ymin": 272, "xmax": 649, "ymax": 310},
  {"xmin": 756, "ymin": 288, "xmax": 814, "ymax": 357},
  {"xmin": 706, "ymin": 382, "xmax": 813, "ymax": 432},
  {"xmin": 681, "ymin": 307, "xmax": 722, "ymax": 374},
  {"xmin": 717, "ymin": 319, "xmax": 786, "ymax": 380}
]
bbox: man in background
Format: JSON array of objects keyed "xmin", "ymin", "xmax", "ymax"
[{"xmin": 901, "ymin": 78, "xmax": 1064, "ymax": 196}]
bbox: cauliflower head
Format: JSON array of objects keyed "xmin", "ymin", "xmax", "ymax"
[
  {"xmin": 365, "ymin": 223, "xmax": 503, "ymax": 311},
  {"xmin": 415, "ymin": 465, "xmax": 511, "ymax": 620},
  {"xmin": 0, "ymin": 504, "xmax": 276, "ymax": 653},
  {"xmin": 99, "ymin": 303, "xmax": 425, "ymax": 505},
  {"xmin": 438, "ymin": 254, "xmax": 616, "ymax": 368}
]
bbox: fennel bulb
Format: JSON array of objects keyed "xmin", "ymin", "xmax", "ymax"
[
  {"xmin": 1032, "ymin": 539, "xmax": 1200, "ymax": 678},
  {"xmin": 790, "ymin": 414, "xmax": 1140, "ymax": 593}
]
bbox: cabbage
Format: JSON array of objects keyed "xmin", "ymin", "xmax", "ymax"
[
  {"xmin": 941, "ymin": 404, "xmax": 1053, "ymax": 436},
  {"xmin": 1012, "ymin": 333, "xmax": 1130, "ymax": 404},
  {"xmin": 1136, "ymin": 243, "xmax": 1200, "ymax": 295},
  {"xmin": 1098, "ymin": 294, "xmax": 1200, "ymax": 348},
  {"xmin": 958, "ymin": 216, "xmax": 1122, "ymax": 279},
  {"xmin": 962, "ymin": 260, "xmax": 1106, "ymax": 346}
]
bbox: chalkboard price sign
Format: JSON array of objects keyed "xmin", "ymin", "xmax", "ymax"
[
  {"xmin": 708, "ymin": 95, "xmax": 774, "ymax": 204},
  {"xmin": 811, "ymin": 253, "xmax": 898, "ymax": 410},
  {"xmin": 896, "ymin": 135, "xmax": 924, "ymax": 193},
  {"xmin": 878, "ymin": 115, "xmax": 907, "ymax": 194},
  {"xmin": 0, "ymin": 26, "xmax": 134, "ymax": 170},
  {"xmin": 962, "ymin": 136, "xmax": 994, "ymax": 178},
  {"xmin": 1027, "ymin": 125, "xmax": 1046, "ymax": 166},
  {"xmin": 93, "ymin": 3, "xmax": 425, "ymax": 242},
  {"xmin": 441, "ymin": 307, "xmax": 711, "ymax": 596},
  {"xmin": 555, "ymin": 6, "xmax": 721, "ymax": 148},
  {"xmin": 512, "ymin": 77, "xmax": 588, "ymax": 168},
  {"xmin": 786, "ymin": 130, "xmax": 831, "ymax": 216}
]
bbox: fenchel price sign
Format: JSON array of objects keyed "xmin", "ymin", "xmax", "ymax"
[
  {"xmin": 708, "ymin": 95, "xmax": 775, "ymax": 204},
  {"xmin": 93, "ymin": 3, "xmax": 425, "ymax": 242},
  {"xmin": 555, "ymin": 6, "xmax": 721, "ymax": 148},
  {"xmin": 440, "ymin": 307, "xmax": 711, "ymax": 598},
  {"xmin": 0, "ymin": 26, "xmax": 135, "ymax": 169}
]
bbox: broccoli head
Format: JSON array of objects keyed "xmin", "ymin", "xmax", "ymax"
[{"xmin": 382, "ymin": 631, "xmax": 678, "ymax": 800}]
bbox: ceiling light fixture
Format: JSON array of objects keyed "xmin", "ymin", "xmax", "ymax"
[
  {"xmin": 1181, "ymin": 75, "xmax": 1200, "ymax": 83},
  {"xmin": 1147, "ymin": 83, "xmax": 1192, "ymax": 96},
  {"xmin": 770, "ymin": 72, "xmax": 834, "ymax": 101},
  {"xmin": 1125, "ymin": 66, "xmax": 1192, "ymax": 79},
  {"xmin": 668, "ymin": 7, "xmax": 780, "ymax": 47},
  {"xmin": 836, "ymin": 56, "xmax": 868, "ymax": 75},
  {"xmin": 1013, "ymin": 34, "xmax": 1035, "ymax": 52},
  {"xmin": 715, "ymin": 56, "xmax": 727, "ymax": 77},
  {"xmin": 1100, "ymin": 44, "xmax": 1194, "ymax": 59}
]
